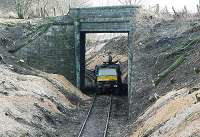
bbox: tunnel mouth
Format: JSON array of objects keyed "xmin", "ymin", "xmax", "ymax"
[{"xmin": 80, "ymin": 32, "xmax": 128, "ymax": 96}]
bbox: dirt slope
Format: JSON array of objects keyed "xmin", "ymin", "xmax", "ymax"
[
  {"xmin": 86, "ymin": 36, "xmax": 128, "ymax": 83},
  {"xmin": 131, "ymin": 85, "xmax": 200, "ymax": 137},
  {"xmin": 0, "ymin": 61, "xmax": 89, "ymax": 136},
  {"xmin": 0, "ymin": 30, "xmax": 89, "ymax": 136},
  {"xmin": 130, "ymin": 9, "xmax": 200, "ymax": 137}
]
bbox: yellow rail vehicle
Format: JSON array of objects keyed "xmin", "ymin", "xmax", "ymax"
[
  {"xmin": 95, "ymin": 63, "xmax": 122, "ymax": 93},
  {"xmin": 97, "ymin": 75, "xmax": 118, "ymax": 81}
]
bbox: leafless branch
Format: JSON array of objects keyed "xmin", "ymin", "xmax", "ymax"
[
  {"xmin": 172, "ymin": 6, "xmax": 178, "ymax": 16},
  {"xmin": 197, "ymin": 5, "xmax": 200, "ymax": 14},
  {"xmin": 183, "ymin": 6, "xmax": 187, "ymax": 15},
  {"xmin": 15, "ymin": 0, "xmax": 33, "ymax": 19},
  {"xmin": 118, "ymin": 0, "xmax": 144, "ymax": 5}
]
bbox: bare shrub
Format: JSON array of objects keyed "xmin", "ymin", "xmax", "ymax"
[
  {"xmin": 15, "ymin": 0, "xmax": 32, "ymax": 19},
  {"xmin": 118, "ymin": 0, "xmax": 143, "ymax": 5},
  {"xmin": 133, "ymin": 7, "xmax": 200, "ymax": 45}
]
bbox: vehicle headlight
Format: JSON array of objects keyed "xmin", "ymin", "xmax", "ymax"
[{"xmin": 114, "ymin": 85, "xmax": 118, "ymax": 88}]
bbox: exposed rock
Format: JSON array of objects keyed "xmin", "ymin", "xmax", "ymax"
[{"xmin": 0, "ymin": 63, "xmax": 89, "ymax": 136}]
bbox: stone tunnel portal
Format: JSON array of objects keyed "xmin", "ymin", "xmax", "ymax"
[
  {"xmin": 70, "ymin": 6, "xmax": 138, "ymax": 118},
  {"xmin": 70, "ymin": 6, "xmax": 137, "ymax": 94}
]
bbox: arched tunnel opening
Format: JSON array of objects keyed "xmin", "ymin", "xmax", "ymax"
[{"xmin": 79, "ymin": 32, "xmax": 128, "ymax": 96}]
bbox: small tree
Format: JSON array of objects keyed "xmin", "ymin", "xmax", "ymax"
[
  {"xmin": 15, "ymin": 0, "xmax": 32, "ymax": 19},
  {"xmin": 118, "ymin": 0, "xmax": 143, "ymax": 5}
]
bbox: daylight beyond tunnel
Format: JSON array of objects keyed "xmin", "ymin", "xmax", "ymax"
[{"xmin": 84, "ymin": 33, "xmax": 128, "ymax": 93}]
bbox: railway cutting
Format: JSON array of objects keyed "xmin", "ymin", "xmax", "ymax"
[{"xmin": 78, "ymin": 94, "xmax": 112, "ymax": 137}]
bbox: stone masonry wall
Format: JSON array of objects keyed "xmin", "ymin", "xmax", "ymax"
[{"xmin": 15, "ymin": 24, "xmax": 76, "ymax": 85}]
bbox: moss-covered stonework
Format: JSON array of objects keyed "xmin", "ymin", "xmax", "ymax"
[{"xmin": 15, "ymin": 24, "xmax": 76, "ymax": 85}]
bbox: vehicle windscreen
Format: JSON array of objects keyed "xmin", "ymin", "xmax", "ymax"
[{"xmin": 97, "ymin": 68, "xmax": 117, "ymax": 76}]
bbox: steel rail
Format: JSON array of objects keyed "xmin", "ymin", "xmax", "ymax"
[
  {"xmin": 103, "ymin": 95, "xmax": 112, "ymax": 137},
  {"xmin": 77, "ymin": 94, "xmax": 112, "ymax": 137},
  {"xmin": 77, "ymin": 94, "xmax": 97, "ymax": 137}
]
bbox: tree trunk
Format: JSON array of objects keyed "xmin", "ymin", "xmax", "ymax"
[
  {"xmin": 53, "ymin": 8, "xmax": 56, "ymax": 16},
  {"xmin": 155, "ymin": 4, "xmax": 159, "ymax": 14},
  {"xmin": 172, "ymin": 6, "xmax": 179, "ymax": 17},
  {"xmin": 153, "ymin": 55, "xmax": 185, "ymax": 87},
  {"xmin": 197, "ymin": 5, "xmax": 200, "ymax": 14}
]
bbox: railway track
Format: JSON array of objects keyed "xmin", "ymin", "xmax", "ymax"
[{"xmin": 78, "ymin": 94, "xmax": 112, "ymax": 137}]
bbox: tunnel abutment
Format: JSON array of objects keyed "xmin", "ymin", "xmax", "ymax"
[{"xmin": 72, "ymin": 6, "xmax": 138, "ymax": 118}]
